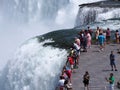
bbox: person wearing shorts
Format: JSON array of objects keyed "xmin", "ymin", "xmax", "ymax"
[
  {"xmin": 83, "ymin": 71, "xmax": 90, "ymax": 90},
  {"xmin": 98, "ymin": 33, "xmax": 105, "ymax": 51},
  {"xmin": 110, "ymin": 51, "xmax": 117, "ymax": 71}
]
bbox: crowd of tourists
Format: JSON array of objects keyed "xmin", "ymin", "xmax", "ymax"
[{"xmin": 56, "ymin": 26, "xmax": 120, "ymax": 90}]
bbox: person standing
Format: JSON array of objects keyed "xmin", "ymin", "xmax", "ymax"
[
  {"xmin": 65, "ymin": 67, "xmax": 72, "ymax": 84},
  {"xmin": 73, "ymin": 40, "xmax": 80, "ymax": 64},
  {"xmin": 87, "ymin": 32, "xmax": 92, "ymax": 48},
  {"xmin": 87, "ymin": 26, "xmax": 93, "ymax": 36},
  {"xmin": 67, "ymin": 56, "xmax": 74, "ymax": 73},
  {"xmin": 110, "ymin": 51, "xmax": 118, "ymax": 71},
  {"xmin": 83, "ymin": 71, "xmax": 90, "ymax": 90},
  {"xmin": 106, "ymin": 28, "xmax": 111, "ymax": 44},
  {"xmin": 103, "ymin": 30, "xmax": 106, "ymax": 47},
  {"xmin": 83, "ymin": 30, "xmax": 88, "ymax": 52},
  {"xmin": 105, "ymin": 73, "xmax": 115, "ymax": 90},
  {"xmin": 115, "ymin": 30, "xmax": 119, "ymax": 44},
  {"xmin": 64, "ymin": 79, "xmax": 72, "ymax": 90},
  {"xmin": 95, "ymin": 27, "xmax": 100, "ymax": 44},
  {"xmin": 79, "ymin": 30, "xmax": 84, "ymax": 50},
  {"xmin": 58, "ymin": 76, "xmax": 65, "ymax": 90},
  {"xmin": 98, "ymin": 33, "xmax": 105, "ymax": 51}
]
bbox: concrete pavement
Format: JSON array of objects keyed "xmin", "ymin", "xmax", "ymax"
[{"xmin": 72, "ymin": 44, "xmax": 120, "ymax": 90}]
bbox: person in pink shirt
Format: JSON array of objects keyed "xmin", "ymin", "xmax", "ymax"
[{"xmin": 87, "ymin": 32, "xmax": 92, "ymax": 48}]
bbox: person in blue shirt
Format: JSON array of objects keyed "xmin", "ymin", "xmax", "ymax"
[
  {"xmin": 110, "ymin": 51, "xmax": 117, "ymax": 71},
  {"xmin": 98, "ymin": 33, "xmax": 105, "ymax": 51}
]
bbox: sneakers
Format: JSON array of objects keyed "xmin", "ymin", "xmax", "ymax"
[
  {"xmin": 98, "ymin": 48, "xmax": 104, "ymax": 52},
  {"xmin": 98, "ymin": 50, "xmax": 101, "ymax": 52},
  {"xmin": 111, "ymin": 69, "xmax": 118, "ymax": 71},
  {"xmin": 69, "ymin": 83, "xmax": 72, "ymax": 86},
  {"xmin": 101, "ymin": 48, "xmax": 104, "ymax": 51}
]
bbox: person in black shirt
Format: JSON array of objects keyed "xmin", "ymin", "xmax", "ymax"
[{"xmin": 83, "ymin": 71, "xmax": 90, "ymax": 90}]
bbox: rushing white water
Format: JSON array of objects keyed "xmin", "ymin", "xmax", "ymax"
[
  {"xmin": 75, "ymin": 6, "xmax": 120, "ymax": 28},
  {"xmin": 0, "ymin": 38, "xmax": 67, "ymax": 90},
  {"xmin": 0, "ymin": 0, "xmax": 106, "ymax": 90},
  {"xmin": 1, "ymin": 0, "xmax": 104, "ymax": 26},
  {"xmin": 0, "ymin": 0, "xmax": 104, "ymax": 70}
]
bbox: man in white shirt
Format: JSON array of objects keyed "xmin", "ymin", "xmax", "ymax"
[{"xmin": 58, "ymin": 76, "xmax": 65, "ymax": 87}]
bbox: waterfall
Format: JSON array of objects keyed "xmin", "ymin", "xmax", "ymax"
[
  {"xmin": 0, "ymin": 38, "xmax": 67, "ymax": 90},
  {"xmin": 1, "ymin": 0, "xmax": 104, "ymax": 25},
  {"xmin": 0, "ymin": 0, "xmax": 104, "ymax": 70},
  {"xmin": 0, "ymin": 0, "xmax": 107, "ymax": 90},
  {"xmin": 1, "ymin": 0, "xmax": 69, "ymax": 23},
  {"xmin": 75, "ymin": 5, "xmax": 120, "ymax": 27}
]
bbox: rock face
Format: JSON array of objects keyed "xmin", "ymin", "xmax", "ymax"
[
  {"xmin": 79, "ymin": 1, "xmax": 120, "ymax": 8},
  {"xmin": 75, "ymin": 1, "xmax": 120, "ymax": 27},
  {"xmin": 112, "ymin": 0, "xmax": 120, "ymax": 1}
]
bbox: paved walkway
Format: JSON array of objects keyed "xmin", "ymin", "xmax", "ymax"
[{"xmin": 72, "ymin": 44, "xmax": 120, "ymax": 90}]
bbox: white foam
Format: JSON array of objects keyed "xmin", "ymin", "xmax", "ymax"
[
  {"xmin": 5, "ymin": 38, "xmax": 67, "ymax": 90},
  {"xmin": 0, "ymin": 0, "xmax": 104, "ymax": 70},
  {"xmin": 96, "ymin": 8, "xmax": 120, "ymax": 21},
  {"xmin": 75, "ymin": 6, "xmax": 120, "ymax": 30}
]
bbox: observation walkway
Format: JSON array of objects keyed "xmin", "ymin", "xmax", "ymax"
[{"xmin": 72, "ymin": 44, "xmax": 120, "ymax": 90}]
